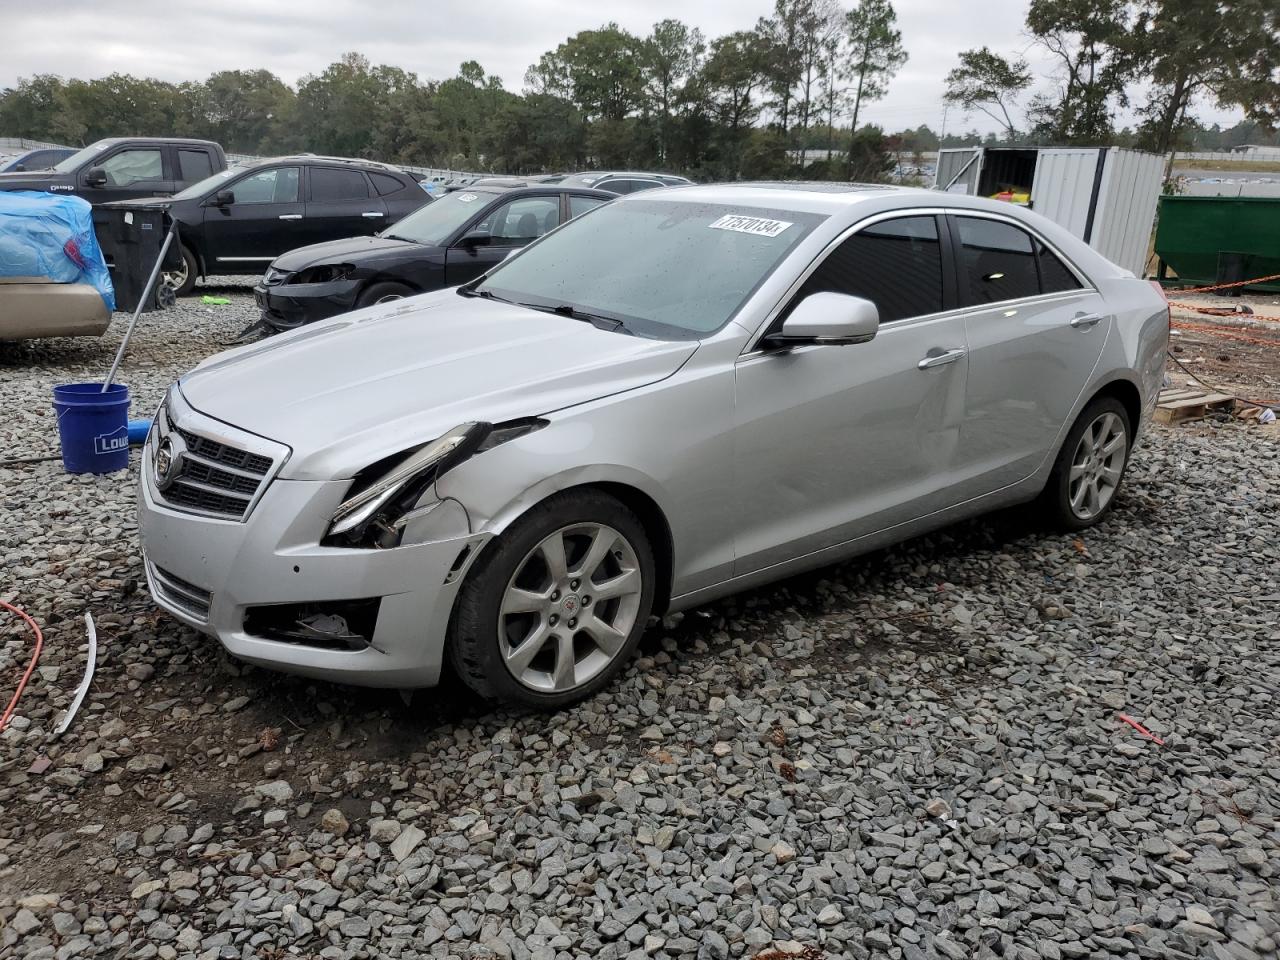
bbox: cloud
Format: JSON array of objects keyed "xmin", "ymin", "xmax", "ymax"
[{"xmin": 0, "ymin": 0, "xmax": 1241, "ymax": 135}]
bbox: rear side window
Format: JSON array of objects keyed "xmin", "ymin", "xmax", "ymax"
[
  {"xmin": 178, "ymin": 149, "xmax": 213, "ymax": 183},
  {"xmin": 310, "ymin": 167, "xmax": 370, "ymax": 201},
  {"xmin": 370, "ymin": 172, "xmax": 406, "ymax": 196},
  {"xmin": 1038, "ymin": 241, "xmax": 1083, "ymax": 293},
  {"xmin": 796, "ymin": 215, "xmax": 944, "ymax": 323},
  {"xmin": 568, "ymin": 195, "xmax": 605, "ymax": 218},
  {"xmin": 955, "ymin": 217, "xmax": 1039, "ymax": 304}
]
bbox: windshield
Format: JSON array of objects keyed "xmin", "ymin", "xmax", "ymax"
[
  {"xmin": 170, "ymin": 168, "xmax": 237, "ymax": 201},
  {"xmin": 475, "ymin": 198, "xmax": 825, "ymax": 340},
  {"xmin": 382, "ymin": 190, "xmax": 494, "ymax": 246},
  {"xmin": 52, "ymin": 141, "xmax": 111, "ymax": 173}
]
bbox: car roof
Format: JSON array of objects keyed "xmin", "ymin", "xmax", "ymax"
[
  {"xmin": 239, "ymin": 154, "xmax": 410, "ymax": 175},
  {"xmin": 562, "ymin": 171, "xmax": 690, "ymax": 184},
  {"xmin": 94, "ymin": 137, "xmax": 222, "ymax": 148},
  {"xmin": 629, "ymin": 181, "xmax": 938, "ymax": 215},
  {"xmin": 453, "ymin": 184, "xmax": 614, "ymax": 200}
]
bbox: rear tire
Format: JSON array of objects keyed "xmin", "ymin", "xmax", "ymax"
[
  {"xmin": 355, "ymin": 281, "xmax": 413, "ymax": 309},
  {"xmin": 163, "ymin": 245, "xmax": 198, "ymax": 297},
  {"xmin": 448, "ymin": 490, "xmax": 655, "ymax": 709},
  {"xmin": 1039, "ymin": 396, "xmax": 1132, "ymax": 531}
]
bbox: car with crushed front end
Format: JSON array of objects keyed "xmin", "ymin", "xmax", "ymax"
[
  {"xmin": 137, "ymin": 182, "xmax": 1168, "ymax": 709},
  {"xmin": 254, "ymin": 183, "xmax": 613, "ymax": 331},
  {"xmin": 104, "ymin": 155, "xmax": 430, "ymax": 295}
]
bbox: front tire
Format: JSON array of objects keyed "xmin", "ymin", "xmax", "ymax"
[
  {"xmin": 448, "ymin": 490, "xmax": 655, "ymax": 709},
  {"xmin": 355, "ymin": 281, "xmax": 413, "ymax": 309},
  {"xmin": 1040, "ymin": 396, "xmax": 1132, "ymax": 530}
]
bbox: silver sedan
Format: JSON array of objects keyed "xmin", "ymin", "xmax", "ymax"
[{"xmin": 137, "ymin": 183, "xmax": 1169, "ymax": 708}]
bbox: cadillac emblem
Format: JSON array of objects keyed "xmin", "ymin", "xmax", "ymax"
[{"xmin": 154, "ymin": 436, "xmax": 178, "ymax": 490}]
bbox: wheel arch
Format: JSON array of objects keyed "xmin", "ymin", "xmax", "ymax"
[
  {"xmin": 1087, "ymin": 376, "xmax": 1142, "ymax": 434},
  {"xmin": 453, "ymin": 469, "xmax": 677, "ymax": 618}
]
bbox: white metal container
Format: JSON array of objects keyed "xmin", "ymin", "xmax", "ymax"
[{"xmin": 934, "ymin": 146, "xmax": 1165, "ymax": 276}]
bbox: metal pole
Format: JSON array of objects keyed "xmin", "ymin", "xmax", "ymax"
[{"xmin": 102, "ymin": 227, "xmax": 175, "ymax": 392}]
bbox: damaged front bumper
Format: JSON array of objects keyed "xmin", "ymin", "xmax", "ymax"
[
  {"xmin": 255, "ymin": 279, "xmax": 362, "ymax": 332},
  {"xmin": 137, "ymin": 440, "xmax": 489, "ymax": 688}
]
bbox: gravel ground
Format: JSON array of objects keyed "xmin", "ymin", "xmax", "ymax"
[{"xmin": 0, "ymin": 285, "xmax": 1278, "ymax": 960}]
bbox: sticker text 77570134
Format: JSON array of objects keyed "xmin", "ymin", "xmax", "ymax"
[{"xmin": 708, "ymin": 214, "xmax": 794, "ymax": 238}]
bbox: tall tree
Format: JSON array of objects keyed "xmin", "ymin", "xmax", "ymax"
[
  {"xmin": 642, "ymin": 20, "xmax": 705, "ymax": 165},
  {"xmin": 1026, "ymin": 0, "xmax": 1132, "ymax": 143},
  {"xmin": 943, "ymin": 48, "xmax": 1032, "ymax": 141},
  {"xmin": 842, "ymin": 0, "xmax": 907, "ymax": 176},
  {"xmin": 1128, "ymin": 0, "xmax": 1280, "ymax": 155}
]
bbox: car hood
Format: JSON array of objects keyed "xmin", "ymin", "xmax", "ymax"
[
  {"xmin": 0, "ymin": 171, "xmax": 57, "ymax": 186},
  {"xmin": 179, "ymin": 289, "xmax": 698, "ymax": 480},
  {"xmin": 272, "ymin": 235, "xmax": 425, "ymax": 272}
]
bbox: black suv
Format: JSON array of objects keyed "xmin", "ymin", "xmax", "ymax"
[
  {"xmin": 0, "ymin": 137, "xmax": 227, "ymax": 203},
  {"xmin": 105, "ymin": 155, "xmax": 430, "ymax": 294},
  {"xmin": 255, "ymin": 183, "xmax": 612, "ymax": 330}
]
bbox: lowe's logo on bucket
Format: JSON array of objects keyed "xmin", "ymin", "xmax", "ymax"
[{"xmin": 94, "ymin": 426, "xmax": 129, "ymax": 456}]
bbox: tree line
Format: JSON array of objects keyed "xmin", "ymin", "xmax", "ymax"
[{"xmin": 1, "ymin": 0, "xmax": 1276, "ymax": 181}]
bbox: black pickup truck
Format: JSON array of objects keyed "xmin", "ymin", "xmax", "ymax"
[{"xmin": 0, "ymin": 137, "xmax": 227, "ymax": 203}]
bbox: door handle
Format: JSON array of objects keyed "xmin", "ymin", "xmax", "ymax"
[
  {"xmin": 361, "ymin": 211, "xmax": 385, "ymax": 218},
  {"xmin": 1070, "ymin": 313, "xmax": 1104, "ymax": 328},
  {"xmin": 917, "ymin": 348, "xmax": 966, "ymax": 370},
  {"xmin": 278, "ymin": 214, "xmax": 303, "ymax": 221}
]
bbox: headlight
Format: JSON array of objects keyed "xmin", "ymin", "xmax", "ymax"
[
  {"xmin": 293, "ymin": 263, "xmax": 354, "ymax": 285},
  {"xmin": 327, "ymin": 423, "xmax": 490, "ymax": 541},
  {"xmin": 324, "ymin": 417, "xmax": 549, "ymax": 549}
]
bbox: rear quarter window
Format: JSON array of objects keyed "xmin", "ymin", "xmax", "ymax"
[{"xmin": 370, "ymin": 172, "xmax": 407, "ymax": 196}]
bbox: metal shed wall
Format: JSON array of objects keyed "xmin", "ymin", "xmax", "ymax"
[
  {"xmin": 1029, "ymin": 149, "xmax": 1101, "ymax": 240},
  {"xmin": 1091, "ymin": 148, "xmax": 1166, "ymax": 276},
  {"xmin": 935, "ymin": 148, "xmax": 982, "ymax": 193}
]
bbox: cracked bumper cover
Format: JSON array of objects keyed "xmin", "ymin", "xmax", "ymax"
[
  {"xmin": 137, "ymin": 441, "xmax": 489, "ymax": 688},
  {"xmin": 255, "ymin": 279, "xmax": 362, "ymax": 331}
]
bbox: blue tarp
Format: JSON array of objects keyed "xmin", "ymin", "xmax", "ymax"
[{"xmin": 0, "ymin": 190, "xmax": 115, "ymax": 311}]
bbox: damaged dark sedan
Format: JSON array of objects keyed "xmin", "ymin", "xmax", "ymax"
[{"xmin": 255, "ymin": 183, "xmax": 613, "ymax": 331}]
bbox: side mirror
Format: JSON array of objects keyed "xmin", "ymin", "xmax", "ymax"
[
  {"xmin": 85, "ymin": 167, "xmax": 108, "ymax": 187},
  {"xmin": 767, "ymin": 292, "xmax": 879, "ymax": 347},
  {"xmin": 213, "ymin": 190, "xmax": 235, "ymax": 206},
  {"xmin": 12, "ymin": 163, "xmax": 25, "ymax": 172},
  {"xmin": 460, "ymin": 230, "xmax": 492, "ymax": 249}
]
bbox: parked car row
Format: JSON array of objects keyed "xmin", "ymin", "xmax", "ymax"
[{"xmin": 137, "ymin": 182, "xmax": 1169, "ymax": 709}]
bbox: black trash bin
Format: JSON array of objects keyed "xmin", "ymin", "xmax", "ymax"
[{"xmin": 92, "ymin": 204, "xmax": 181, "ymax": 313}]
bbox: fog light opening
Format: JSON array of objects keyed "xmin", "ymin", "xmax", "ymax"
[
  {"xmin": 443, "ymin": 544, "xmax": 473, "ymax": 585},
  {"xmin": 244, "ymin": 599, "xmax": 381, "ymax": 651}
]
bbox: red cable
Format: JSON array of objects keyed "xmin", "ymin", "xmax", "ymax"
[{"xmin": 0, "ymin": 600, "xmax": 44, "ymax": 734}]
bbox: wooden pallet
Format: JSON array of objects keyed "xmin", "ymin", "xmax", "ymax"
[{"xmin": 1155, "ymin": 387, "xmax": 1236, "ymax": 424}]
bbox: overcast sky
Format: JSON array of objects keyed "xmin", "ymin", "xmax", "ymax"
[{"xmin": 0, "ymin": 0, "xmax": 1242, "ymax": 135}]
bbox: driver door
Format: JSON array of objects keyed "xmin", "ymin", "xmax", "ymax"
[
  {"xmin": 444, "ymin": 194, "xmax": 561, "ymax": 286},
  {"xmin": 731, "ymin": 214, "xmax": 971, "ymax": 576},
  {"xmin": 202, "ymin": 166, "xmax": 304, "ymax": 267}
]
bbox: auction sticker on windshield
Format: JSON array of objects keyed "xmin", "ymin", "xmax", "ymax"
[
  {"xmin": 458, "ymin": 193, "xmax": 479, "ymax": 202},
  {"xmin": 708, "ymin": 214, "xmax": 793, "ymax": 238}
]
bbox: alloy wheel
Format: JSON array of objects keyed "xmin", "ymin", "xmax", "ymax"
[
  {"xmin": 161, "ymin": 259, "xmax": 188, "ymax": 292},
  {"xmin": 498, "ymin": 522, "xmax": 643, "ymax": 693},
  {"xmin": 1068, "ymin": 411, "xmax": 1127, "ymax": 520}
]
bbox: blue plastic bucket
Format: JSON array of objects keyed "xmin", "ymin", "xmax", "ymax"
[{"xmin": 52, "ymin": 383, "xmax": 131, "ymax": 474}]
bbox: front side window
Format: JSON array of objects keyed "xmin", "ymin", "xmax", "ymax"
[
  {"xmin": 178, "ymin": 149, "xmax": 213, "ymax": 184},
  {"xmin": 310, "ymin": 167, "xmax": 370, "ymax": 202},
  {"xmin": 233, "ymin": 167, "xmax": 300, "ymax": 204},
  {"xmin": 476, "ymin": 196, "xmax": 560, "ymax": 244},
  {"xmin": 477, "ymin": 198, "xmax": 825, "ymax": 340},
  {"xmin": 101, "ymin": 149, "xmax": 163, "ymax": 186},
  {"xmin": 956, "ymin": 216, "xmax": 1039, "ymax": 304},
  {"xmin": 794, "ymin": 215, "xmax": 944, "ymax": 323}
]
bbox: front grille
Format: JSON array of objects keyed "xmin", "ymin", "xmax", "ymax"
[
  {"xmin": 176, "ymin": 428, "xmax": 273, "ymax": 474},
  {"xmin": 150, "ymin": 562, "xmax": 212, "ymax": 621},
  {"xmin": 154, "ymin": 424, "xmax": 275, "ymax": 521}
]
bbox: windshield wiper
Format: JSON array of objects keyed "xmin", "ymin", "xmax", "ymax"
[
  {"xmin": 458, "ymin": 286, "xmax": 511, "ymax": 303},
  {"xmin": 536, "ymin": 303, "xmax": 631, "ymax": 334}
]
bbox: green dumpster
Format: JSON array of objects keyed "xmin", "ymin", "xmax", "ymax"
[{"xmin": 1154, "ymin": 195, "xmax": 1280, "ymax": 293}]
